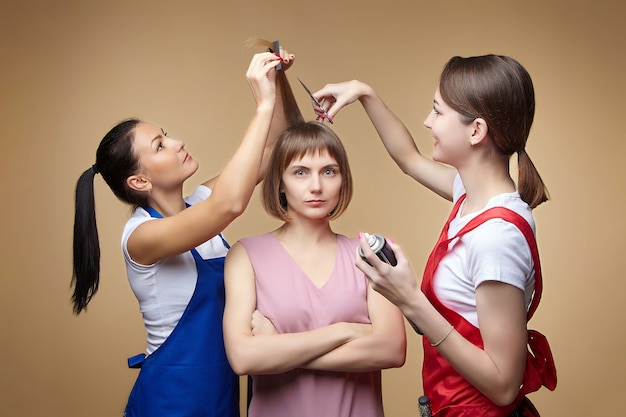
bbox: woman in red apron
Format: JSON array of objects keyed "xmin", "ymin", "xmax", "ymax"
[
  {"xmin": 71, "ymin": 47, "xmax": 294, "ymax": 416},
  {"xmin": 313, "ymin": 55, "xmax": 557, "ymax": 416}
]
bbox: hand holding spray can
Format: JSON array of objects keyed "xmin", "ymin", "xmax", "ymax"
[{"xmin": 358, "ymin": 233, "xmax": 397, "ymax": 266}]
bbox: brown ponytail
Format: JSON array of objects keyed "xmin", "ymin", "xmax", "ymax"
[{"xmin": 517, "ymin": 150, "xmax": 549, "ymax": 209}]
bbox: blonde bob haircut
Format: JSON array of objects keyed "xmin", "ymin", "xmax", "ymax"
[{"xmin": 262, "ymin": 121, "xmax": 353, "ymax": 222}]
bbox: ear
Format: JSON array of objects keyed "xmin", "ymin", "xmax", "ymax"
[
  {"xmin": 127, "ymin": 175, "xmax": 151, "ymax": 192},
  {"xmin": 469, "ymin": 117, "xmax": 489, "ymax": 146}
]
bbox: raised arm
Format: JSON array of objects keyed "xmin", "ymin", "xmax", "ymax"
[
  {"xmin": 128, "ymin": 52, "xmax": 281, "ymax": 265},
  {"xmin": 205, "ymin": 44, "xmax": 297, "ymax": 188},
  {"xmin": 315, "ymin": 80, "xmax": 456, "ymax": 200},
  {"xmin": 222, "ymin": 242, "xmax": 372, "ymax": 375}
]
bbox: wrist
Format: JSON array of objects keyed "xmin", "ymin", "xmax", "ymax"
[
  {"xmin": 255, "ymin": 101, "xmax": 275, "ymax": 115},
  {"xmin": 356, "ymin": 81, "xmax": 376, "ymax": 102},
  {"xmin": 399, "ymin": 289, "xmax": 428, "ymax": 333}
]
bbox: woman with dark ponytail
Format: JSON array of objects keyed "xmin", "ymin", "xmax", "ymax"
[
  {"xmin": 313, "ymin": 55, "xmax": 556, "ymax": 416},
  {"xmin": 71, "ymin": 45, "xmax": 295, "ymax": 417}
]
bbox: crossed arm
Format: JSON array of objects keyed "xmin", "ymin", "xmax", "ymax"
[{"xmin": 222, "ymin": 241, "xmax": 406, "ymax": 376}]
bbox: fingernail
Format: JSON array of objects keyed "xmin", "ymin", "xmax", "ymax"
[
  {"xmin": 386, "ymin": 237, "xmax": 394, "ymax": 244},
  {"xmin": 358, "ymin": 231, "xmax": 363, "ymax": 238}
]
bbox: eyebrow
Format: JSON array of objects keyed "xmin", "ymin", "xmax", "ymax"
[
  {"xmin": 150, "ymin": 133, "xmax": 164, "ymax": 146},
  {"xmin": 290, "ymin": 163, "xmax": 340, "ymax": 170},
  {"xmin": 290, "ymin": 162, "xmax": 339, "ymax": 168}
]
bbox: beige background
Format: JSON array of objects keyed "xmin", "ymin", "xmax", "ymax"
[{"xmin": 1, "ymin": 0, "xmax": 624, "ymax": 416}]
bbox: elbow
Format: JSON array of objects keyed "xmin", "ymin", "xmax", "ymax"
[
  {"xmin": 225, "ymin": 352, "xmax": 253, "ymax": 376},
  {"xmin": 391, "ymin": 342, "xmax": 408, "ymax": 368},
  {"xmin": 392, "ymin": 332, "xmax": 408, "ymax": 368},
  {"xmin": 229, "ymin": 363, "xmax": 249, "ymax": 377},
  {"xmin": 491, "ymin": 392, "xmax": 518, "ymax": 408},
  {"xmin": 224, "ymin": 342, "xmax": 251, "ymax": 376},
  {"xmin": 486, "ymin": 382, "xmax": 521, "ymax": 407},
  {"xmin": 215, "ymin": 201, "xmax": 247, "ymax": 225},
  {"xmin": 386, "ymin": 355, "xmax": 406, "ymax": 369},
  {"xmin": 379, "ymin": 340, "xmax": 407, "ymax": 369},
  {"xmin": 211, "ymin": 188, "xmax": 251, "ymax": 221},
  {"xmin": 220, "ymin": 193, "xmax": 248, "ymax": 218},
  {"xmin": 227, "ymin": 203, "xmax": 246, "ymax": 219},
  {"xmin": 398, "ymin": 163, "xmax": 412, "ymax": 176}
]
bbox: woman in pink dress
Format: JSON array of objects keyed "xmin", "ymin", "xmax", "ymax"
[{"xmin": 223, "ymin": 121, "xmax": 407, "ymax": 417}]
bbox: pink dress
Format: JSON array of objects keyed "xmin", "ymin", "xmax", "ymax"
[{"xmin": 239, "ymin": 233, "xmax": 384, "ymax": 417}]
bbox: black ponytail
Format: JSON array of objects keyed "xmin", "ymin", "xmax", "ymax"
[
  {"xmin": 71, "ymin": 166, "xmax": 100, "ymax": 314},
  {"xmin": 71, "ymin": 118, "xmax": 142, "ymax": 314}
]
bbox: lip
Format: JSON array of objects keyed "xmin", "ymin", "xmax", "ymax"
[
  {"xmin": 183, "ymin": 152, "xmax": 191, "ymax": 163},
  {"xmin": 305, "ymin": 200, "xmax": 326, "ymax": 207}
]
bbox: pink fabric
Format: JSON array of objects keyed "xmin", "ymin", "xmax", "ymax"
[{"xmin": 239, "ymin": 233, "xmax": 384, "ymax": 417}]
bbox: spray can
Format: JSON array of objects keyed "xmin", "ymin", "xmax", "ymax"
[
  {"xmin": 418, "ymin": 396, "xmax": 433, "ymax": 417},
  {"xmin": 358, "ymin": 233, "xmax": 397, "ymax": 266}
]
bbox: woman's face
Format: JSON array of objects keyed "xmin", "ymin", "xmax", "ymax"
[
  {"xmin": 280, "ymin": 149, "xmax": 342, "ymax": 221},
  {"xmin": 423, "ymin": 88, "xmax": 474, "ymax": 167},
  {"xmin": 131, "ymin": 123, "xmax": 199, "ymax": 190}
]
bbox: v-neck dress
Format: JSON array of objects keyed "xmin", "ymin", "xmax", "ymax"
[{"xmin": 238, "ymin": 233, "xmax": 384, "ymax": 417}]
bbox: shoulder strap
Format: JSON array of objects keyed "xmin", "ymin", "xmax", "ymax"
[{"xmin": 452, "ymin": 206, "xmax": 542, "ymax": 320}]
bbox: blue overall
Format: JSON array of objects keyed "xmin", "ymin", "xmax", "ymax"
[{"xmin": 124, "ymin": 206, "xmax": 239, "ymax": 417}]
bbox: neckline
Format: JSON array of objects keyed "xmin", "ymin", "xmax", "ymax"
[
  {"xmin": 268, "ymin": 233, "xmax": 339, "ymax": 290},
  {"xmin": 457, "ymin": 190, "xmax": 519, "ymax": 220}
]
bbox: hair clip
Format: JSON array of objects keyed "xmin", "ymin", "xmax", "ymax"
[{"xmin": 270, "ymin": 40, "xmax": 282, "ymax": 71}]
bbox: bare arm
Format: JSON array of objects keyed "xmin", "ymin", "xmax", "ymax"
[
  {"xmin": 300, "ymin": 284, "xmax": 407, "ymax": 372},
  {"xmin": 358, "ymin": 236, "xmax": 527, "ymax": 406},
  {"xmin": 222, "ymin": 242, "xmax": 371, "ymax": 376},
  {"xmin": 128, "ymin": 52, "xmax": 280, "ymax": 264},
  {"xmin": 204, "ymin": 47, "xmax": 296, "ymax": 188},
  {"xmin": 315, "ymin": 80, "xmax": 457, "ymax": 200}
]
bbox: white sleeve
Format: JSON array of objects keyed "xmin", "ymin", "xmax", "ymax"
[
  {"xmin": 121, "ymin": 210, "xmax": 157, "ymax": 269},
  {"xmin": 184, "ymin": 184, "xmax": 212, "ymax": 205},
  {"xmin": 452, "ymin": 173, "xmax": 465, "ymax": 202},
  {"xmin": 466, "ymin": 219, "xmax": 534, "ymax": 292}
]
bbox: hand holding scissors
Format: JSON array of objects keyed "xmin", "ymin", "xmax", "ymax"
[
  {"xmin": 297, "ymin": 78, "xmax": 334, "ymax": 124},
  {"xmin": 306, "ymin": 80, "xmax": 377, "ymax": 125}
]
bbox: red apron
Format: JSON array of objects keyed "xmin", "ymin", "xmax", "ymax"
[{"xmin": 421, "ymin": 195, "xmax": 557, "ymax": 417}]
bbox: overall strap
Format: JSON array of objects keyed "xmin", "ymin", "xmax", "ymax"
[
  {"xmin": 450, "ymin": 206, "xmax": 542, "ymax": 321},
  {"xmin": 422, "ymin": 195, "xmax": 543, "ymax": 321}
]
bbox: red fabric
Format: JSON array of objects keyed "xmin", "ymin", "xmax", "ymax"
[{"xmin": 421, "ymin": 195, "xmax": 557, "ymax": 417}]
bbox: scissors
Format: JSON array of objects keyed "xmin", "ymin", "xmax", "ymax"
[{"xmin": 297, "ymin": 78, "xmax": 334, "ymax": 124}]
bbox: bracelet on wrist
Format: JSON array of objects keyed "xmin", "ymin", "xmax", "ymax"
[{"xmin": 430, "ymin": 325, "xmax": 454, "ymax": 348}]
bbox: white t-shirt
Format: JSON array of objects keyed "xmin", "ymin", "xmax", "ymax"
[
  {"xmin": 121, "ymin": 185, "xmax": 230, "ymax": 354},
  {"xmin": 433, "ymin": 175, "xmax": 536, "ymax": 328}
]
